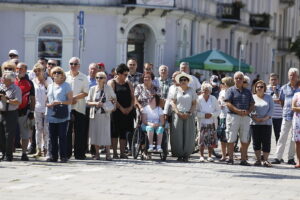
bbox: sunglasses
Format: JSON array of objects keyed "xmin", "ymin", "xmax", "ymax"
[
  {"xmin": 129, "ymin": 64, "xmax": 136, "ymax": 66},
  {"xmin": 9, "ymin": 54, "xmax": 17, "ymax": 58},
  {"xmin": 179, "ymin": 78, "xmax": 189, "ymax": 82},
  {"xmin": 243, "ymin": 81, "xmax": 248, "ymax": 84},
  {"xmin": 256, "ymin": 86, "xmax": 264, "ymax": 89},
  {"xmin": 48, "ymin": 63, "xmax": 56, "ymax": 66},
  {"xmin": 96, "ymin": 76, "xmax": 106, "ymax": 80},
  {"xmin": 4, "ymin": 68, "xmax": 13, "ymax": 71},
  {"xmin": 69, "ymin": 63, "xmax": 79, "ymax": 66},
  {"xmin": 53, "ymin": 71, "xmax": 63, "ymax": 75}
]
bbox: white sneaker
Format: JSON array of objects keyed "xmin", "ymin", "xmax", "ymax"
[
  {"xmin": 148, "ymin": 147, "xmax": 154, "ymax": 152},
  {"xmin": 157, "ymin": 148, "xmax": 163, "ymax": 153},
  {"xmin": 207, "ymin": 157, "xmax": 214, "ymax": 162},
  {"xmin": 199, "ymin": 157, "xmax": 205, "ymax": 162}
]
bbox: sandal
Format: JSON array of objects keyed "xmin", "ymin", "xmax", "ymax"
[
  {"xmin": 263, "ymin": 161, "xmax": 272, "ymax": 167},
  {"xmin": 120, "ymin": 154, "xmax": 128, "ymax": 159},
  {"xmin": 113, "ymin": 153, "xmax": 119, "ymax": 159},
  {"xmin": 93, "ymin": 155, "xmax": 100, "ymax": 160},
  {"xmin": 106, "ymin": 155, "xmax": 112, "ymax": 161},
  {"xmin": 254, "ymin": 160, "xmax": 262, "ymax": 166},
  {"xmin": 294, "ymin": 164, "xmax": 300, "ymax": 168}
]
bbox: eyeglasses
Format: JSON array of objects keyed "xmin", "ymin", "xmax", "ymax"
[
  {"xmin": 179, "ymin": 78, "xmax": 189, "ymax": 82},
  {"xmin": 243, "ymin": 81, "xmax": 248, "ymax": 84},
  {"xmin": 256, "ymin": 86, "xmax": 264, "ymax": 89},
  {"xmin": 145, "ymin": 68, "xmax": 152, "ymax": 71},
  {"xmin": 69, "ymin": 63, "xmax": 79, "ymax": 66},
  {"xmin": 48, "ymin": 63, "xmax": 56, "ymax": 66},
  {"xmin": 53, "ymin": 71, "xmax": 63, "ymax": 75},
  {"xmin": 96, "ymin": 76, "xmax": 106, "ymax": 80},
  {"xmin": 129, "ymin": 64, "xmax": 136, "ymax": 66},
  {"xmin": 4, "ymin": 68, "xmax": 13, "ymax": 71},
  {"xmin": 235, "ymin": 77, "xmax": 243, "ymax": 80}
]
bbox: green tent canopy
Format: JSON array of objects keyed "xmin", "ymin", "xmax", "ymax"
[{"xmin": 177, "ymin": 50, "xmax": 253, "ymax": 73}]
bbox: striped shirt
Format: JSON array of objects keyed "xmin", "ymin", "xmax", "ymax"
[
  {"xmin": 266, "ymin": 84, "xmax": 283, "ymax": 119},
  {"xmin": 224, "ymin": 86, "xmax": 254, "ymax": 114}
]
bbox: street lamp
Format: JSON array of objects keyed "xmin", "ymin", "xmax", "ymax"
[{"xmin": 238, "ymin": 43, "xmax": 244, "ymax": 72}]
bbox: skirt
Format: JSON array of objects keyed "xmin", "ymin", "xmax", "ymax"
[{"xmin": 199, "ymin": 123, "xmax": 218, "ymax": 148}]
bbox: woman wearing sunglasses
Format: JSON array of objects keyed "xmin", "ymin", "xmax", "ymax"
[
  {"xmin": 251, "ymin": 80, "xmax": 274, "ymax": 167},
  {"xmin": 46, "ymin": 67, "xmax": 73, "ymax": 162},
  {"xmin": 87, "ymin": 72, "xmax": 116, "ymax": 161},
  {"xmin": 32, "ymin": 63, "xmax": 53, "ymax": 157},
  {"xmin": 170, "ymin": 72, "xmax": 197, "ymax": 162}
]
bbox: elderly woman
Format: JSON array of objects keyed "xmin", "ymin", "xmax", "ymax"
[
  {"xmin": 87, "ymin": 72, "xmax": 116, "ymax": 161},
  {"xmin": 108, "ymin": 64, "xmax": 135, "ymax": 159},
  {"xmin": 135, "ymin": 72, "xmax": 161, "ymax": 111},
  {"xmin": 251, "ymin": 80, "xmax": 274, "ymax": 167},
  {"xmin": 292, "ymin": 88, "xmax": 300, "ymax": 168},
  {"xmin": 0, "ymin": 71, "xmax": 21, "ymax": 161},
  {"xmin": 32, "ymin": 63, "xmax": 53, "ymax": 157},
  {"xmin": 217, "ymin": 77, "xmax": 235, "ymax": 161},
  {"xmin": 170, "ymin": 72, "xmax": 197, "ymax": 162},
  {"xmin": 46, "ymin": 67, "xmax": 73, "ymax": 162},
  {"xmin": 197, "ymin": 83, "xmax": 221, "ymax": 162}
]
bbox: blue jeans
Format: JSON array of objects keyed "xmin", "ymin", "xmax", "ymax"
[{"xmin": 49, "ymin": 121, "xmax": 69, "ymax": 160}]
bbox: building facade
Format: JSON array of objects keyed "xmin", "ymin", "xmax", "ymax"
[{"xmin": 0, "ymin": 0, "xmax": 299, "ymax": 83}]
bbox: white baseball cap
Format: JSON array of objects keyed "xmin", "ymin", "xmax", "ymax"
[{"xmin": 8, "ymin": 49, "xmax": 19, "ymax": 56}]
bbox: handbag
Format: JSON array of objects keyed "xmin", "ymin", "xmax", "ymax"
[
  {"xmin": 98, "ymin": 87, "xmax": 116, "ymax": 113},
  {"xmin": 51, "ymin": 85, "xmax": 69, "ymax": 119},
  {"xmin": 52, "ymin": 104, "xmax": 69, "ymax": 119}
]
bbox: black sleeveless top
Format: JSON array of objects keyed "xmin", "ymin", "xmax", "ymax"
[{"xmin": 114, "ymin": 80, "xmax": 131, "ymax": 108}]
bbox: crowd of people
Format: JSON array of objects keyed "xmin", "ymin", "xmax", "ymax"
[{"xmin": 0, "ymin": 49, "xmax": 300, "ymax": 169}]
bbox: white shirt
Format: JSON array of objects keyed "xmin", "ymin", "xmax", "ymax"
[
  {"xmin": 66, "ymin": 71, "xmax": 89, "ymax": 115},
  {"xmin": 196, "ymin": 94, "xmax": 221, "ymax": 127},
  {"xmin": 218, "ymin": 89, "xmax": 228, "ymax": 119},
  {"xmin": 143, "ymin": 105, "xmax": 164, "ymax": 124},
  {"xmin": 32, "ymin": 77, "xmax": 53, "ymax": 113},
  {"xmin": 189, "ymin": 75, "xmax": 201, "ymax": 92}
]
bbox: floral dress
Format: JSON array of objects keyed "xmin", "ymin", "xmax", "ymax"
[
  {"xmin": 134, "ymin": 83, "xmax": 160, "ymax": 107},
  {"xmin": 292, "ymin": 92, "xmax": 300, "ymax": 142}
]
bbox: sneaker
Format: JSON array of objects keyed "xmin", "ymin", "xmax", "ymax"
[
  {"xmin": 148, "ymin": 147, "xmax": 154, "ymax": 152},
  {"xmin": 46, "ymin": 157, "xmax": 57, "ymax": 162},
  {"xmin": 288, "ymin": 159, "xmax": 296, "ymax": 165},
  {"xmin": 4, "ymin": 156, "xmax": 13, "ymax": 162},
  {"xmin": 271, "ymin": 158, "xmax": 281, "ymax": 164},
  {"xmin": 157, "ymin": 148, "xmax": 163, "ymax": 153},
  {"xmin": 240, "ymin": 160, "xmax": 251, "ymax": 166},
  {"xmin": 199, "ymin": 157, "xmax": 205, "ymax": 162},
  {"xmin": 21, "ymin": 153, "xmax": 29, "ymax": 161},
  {"xmin": 207, "ymin": 157, "xmax": 214, "ymax": 162}
]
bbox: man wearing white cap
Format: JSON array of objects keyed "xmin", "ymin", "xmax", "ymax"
[{"xmin": 8, "ymin": 50, "xmax": 19, "ymax": 59}]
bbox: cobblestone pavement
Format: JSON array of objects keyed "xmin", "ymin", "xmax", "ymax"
[{"xmin": 0, "ymin": 136, "xmax": 299, "ymax": 200}]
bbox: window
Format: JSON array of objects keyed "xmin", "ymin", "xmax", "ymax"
[
  {"xmin": 216, "ymin": 38, "xmax": 221, "ymax": 50},
  {"xmin": 38, "ymin": 24, "xmax": 62, "ymax": 66},
  {"xmin": 225, "ymin": 39, "xmax": 228, "ymax": 54}
]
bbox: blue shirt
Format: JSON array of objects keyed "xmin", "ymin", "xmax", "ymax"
[
  {"xmin": 266, "ymin": 84, "xmax": 283, "ymax": 119},
  {"xmin": 46, "ymin": 82, "xmax": 72, "ymax": 123},
  {"xmin": 87, "ymin": 76, "xmax": 97, "ymax": 88},
  {"xmin": 224, "ymin": 86, "xmax": 254, "ymax": 114},
  {"xmin": 279, "ymin": 83, "xmax": 300, "ymax": 121}
]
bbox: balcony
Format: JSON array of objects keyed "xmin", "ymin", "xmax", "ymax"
[
  {"xmin": 277, "ymin": 37, "xmax": 292, "ymax": 52},
  {"xmin": 279, "ymin": 0, "xmax": 295, "ymax": 7},
  {"xmin": 216, "ymin": 2, "xmax": 241, "ymax": 24},
  {"xmin": 249, "ymin": 13, "xmax": 270, "ymax": 34}
]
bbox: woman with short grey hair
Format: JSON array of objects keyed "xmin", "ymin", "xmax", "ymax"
[{"xmin": 197, "ymin": 82, "xmax": 220, "ymax": 162}]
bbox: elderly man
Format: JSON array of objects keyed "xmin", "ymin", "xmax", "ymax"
[
  {"xmin": 127, "ymin": 58, "xmax": 142, "ymax": 89},
  {"xmin": 0, "ymin": 71, "xmax": 22, "ymax": 161},
  {"xmin": 66, "ymin": 57, "xmax": 89, "ymax": 160},
  {"xmin": 272, "ymin": 68, "xmax": 300, "ymax": 165},
  {"xmin": 179, "ymin": 62, "xmax": 201, "ymax": 92},
  {"xmin": 15, "ymin": 62, "xmax": 35, "ymax": 161},
  {"xmin": 155, "ymin": 65, "xmax": 172, "ymax": 103},
  {"xmin": 224, "ymin": 71, "xmax": 254, "ymax": 165},
  {"xmin": 87, "ymin": 63, "xmax": 99, "ymax": 88}
]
